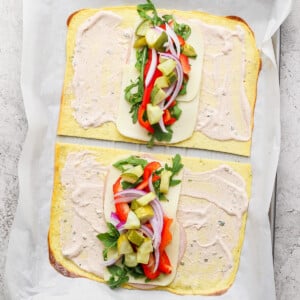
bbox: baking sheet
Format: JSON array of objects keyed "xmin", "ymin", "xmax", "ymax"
[{"xmin": 4, "ymin": 0, "xmax": 292, "ymax": 299}]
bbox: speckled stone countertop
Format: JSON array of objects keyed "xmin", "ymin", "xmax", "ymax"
[{"xmin": 0, "ymin": 0, "xmax": 299, "ymax": 299}]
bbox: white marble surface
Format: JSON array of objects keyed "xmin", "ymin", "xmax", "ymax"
[{"xmin": 0, "ymin": 0, "xmax": 299, "ymax": 299}]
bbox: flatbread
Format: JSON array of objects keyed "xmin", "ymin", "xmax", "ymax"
[
  {"xmin": 57, "ymin": 7, "xmax": 261, "ymax": 156},
  {"xmin": 48, "ymin": 143, "xmax": 252, "ymax": 295}
]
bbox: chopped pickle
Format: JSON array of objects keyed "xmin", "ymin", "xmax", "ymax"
[
  {"xmin": 137, "ymin": 250, "xmax": 150, "ymax": 264},
  {"xmin": 182, "ymin": 43, "xmax": 197, "ymax": 57},
  {"xmin": 117, "ymin": 234, "xmax": 133, "ymax": 255},
  {"xmin": 160, "ymin": 170, "xmax": 172, "ymax": 194},
  {"xmin": 128, "ymin": 230, "xmax": 145, "ymax": 246},
  {"xmin": 145, "ymin": 28, "xmax": 168, "ymax": 50},
  {"xmin": 134, "ymin": 36, "xmax": 148, "ymax": 48},
  {"xmin": 146, "ymin": 103, "xmax": 163, "ymax": 125},
  {"xmin": 136, "ymin": 192, "xmax": 156, "ymax": 206},
  {"xmin": 151, "ymin": 86, "xmax": 166, "ymax": 105},
  {"xmin": 166, "ymin": 71, "xmax": 178, "ymax": 85},
  {"xmin": 138, "ymin": 237, "xmax": 153, "ymax": 253},
  {"xmin": 135, "ymin": 19, "xmax": 152, "ymax": 36},
  {"xmin": 130, "ymin": 199, "xmax": 140, "ymax": 211},
  {"xmin": 154, "ymin": 76, "xmax": 169, "ymax": 89},
  {"xmin": 135, "ymin": 205, "xmax": 154, "ymax": 223},
  {"xmin": 121, "ymin": 165, "xmax": 144, "ymax": 183},
  {"xmin": 125, "ymin": 253, "xmax": 138, "ymax": 267},
  {"xmin": 157, "ymin": 59, "xmax": 176, "ymax": 76},
  {"xmin": 124, "ymin": 211, "xmax": 141, "ymax": 229}
]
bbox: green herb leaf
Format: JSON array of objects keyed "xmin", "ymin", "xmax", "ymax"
[
  {"xmin": 170, "ymin": 103, "xmax": 182, "ymax": 119},
  {"xmin": 147, "ymin": 124, "xmax": 173, "ymax": 148},
  {"xmin": 107, "ymin": 265, "xmax": 129, "ymax": 289},
  {"xmin": 165, "ymin": 154, "xmax": 184, "ymax": 186},
  {"xmin": 162, "ymin": 14, "xmax": 174, "ymax": 23},
  {"xmin": 178, "ymin": 78, "xmax": 188, "ymax": 95},
  {"xmin": 113, "ymin": 156, "xmax": 148, "ymax": 172},
  {"xmin": 124, "ymin": 46, "xmax": 147, "ymax": 124},
  {"xmin": 174, "ymin": 21, "xmax": 191, "ymax": 40},
  {"xmin": 137, "ymin": 0, "xmax": 163, "ymax": 26},
  {"xmin": 97, "ymin": 223, "xmax": 120, "ymax": 260},
  {"xmin": 125, "ymin": 264, "xmax": 145, "ymax": 279}
]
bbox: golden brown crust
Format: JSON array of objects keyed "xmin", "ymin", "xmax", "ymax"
[
  {"xmin": 67, "ymin": 9, "xmax": 85, "ymax": 27},
  {"xmin": 48, "ymin": 233, "xmax": 80, "ymax": 279}
]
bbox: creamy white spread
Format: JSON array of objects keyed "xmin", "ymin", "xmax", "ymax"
[
  {"xmin": 192, "ymin": 20, "xmax": 251, "ymax": 141},
  {"xmin": 71, "ymin": 11, "xmax": 133, "ymax": 128},
  {"xmin": 60, "ymin": 151, "xmax": 108, "ymax": 277},
  {"xmin": 174, "ymin": 165, "xmax": 248, "ymax": 285}
]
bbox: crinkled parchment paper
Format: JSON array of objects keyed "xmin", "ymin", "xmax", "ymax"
[{"xmin": 4, "ymin": 0, "xmax": 292, "ymax": 299}]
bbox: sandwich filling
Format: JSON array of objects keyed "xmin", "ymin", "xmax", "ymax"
[
  {"xmin": 68, "ymin": 1, "xmax": 255, "ymax": 147},
  {"xmin": 57, "ymin": 148, "xmax": 249, "ymax": 293}
]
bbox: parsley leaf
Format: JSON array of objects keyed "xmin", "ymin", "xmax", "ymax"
[
  {"xmin": 107, "ymin": 265, "xmax": 129, "ymax": 289},
  {"xmin": 125, "ymin": 264, "xmax": 145, "ymax": 278},
  {"xmin": 113, "ymin": 155, "xmax": 148, "ymax": 172},
  {"xmin": 97, "ymin": 223, "xmax": 120, "ymax": 260},
  {"xmin": 147, "ymin": 124, "xmax": 173, "ymax": 148}
]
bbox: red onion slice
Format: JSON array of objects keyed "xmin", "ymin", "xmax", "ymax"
[
  {"xmin": 164, "ymin": 82, "xmax": 176, "ymax": 99},
  {"xmin": 110, "ymin": 212, "xmax": 120, "ymax": 226},
  {"xmin": 150, "ymin": 199, "xmax": 164, "ymax": 249},
  {"xmin": 114, "ymin": 197, "xmax": 136, "ymax": 204},
  {"xmin": 158, "ymin": 116, "xmax": 168, "ymax": 133},
  {"xmin": 165, "ymin": 23, "xmax": 180, "ymax": 58},
  {"xmin": 148, "ymin": 174, "xmax": 155, "ymax": 193},
  {"xmin": 140, "ymin": 225, "xmax": 154, "ymax": 238},
  {"xmin": 115, "ymin": 189, "xmax": 147, "ymax": 198},
  {"xmin": 158, "ymin": 53, "xmax": 183, "ymax": 110},
  {"xmin": 153, "ymin": 247, "xmax": 160, "ymax": 272},
  {"xmin": 163, "ymin": 65, "xmax": 183, "ymax": 110},
  {"xmin": 116, "ymin": 221, "xmax": 126, "ymax": 231},
  {"xmin": 101, "ymin": 255, "xmax": 122, "ymax": 267},
  {"xmin": 145, "ymin": 48, "xmax": 157, "ymax": 88}
]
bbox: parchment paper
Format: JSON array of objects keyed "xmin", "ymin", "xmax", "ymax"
[{"xmin": 4, "ymin": 0, "xmax": 292, "ymax": 299}]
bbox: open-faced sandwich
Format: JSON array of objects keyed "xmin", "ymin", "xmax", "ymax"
[
  {"xmin": 48, "ymin": 143, "xmax": 251, "ymax": 295},
  {"xmin": 57, "ymin": 1, "xmax": 261, "ymax": 156}
]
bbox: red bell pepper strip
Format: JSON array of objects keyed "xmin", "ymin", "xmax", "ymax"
[
  {"xmin": 113, "ymin": 177, "xmax": 130, "ymax": 222},
  {"xmin": 159, "ymin": 216, "xmax": 173, "ymax": 252},
  {"xmin": 177, "ymin": 35, "xmax": 185, "ymax": 46},
  {"xmin": 138, "ymin": 68, "xmax": 162, "ymax": 133},
  {"xmin": 158, "ymin": 250, "xmax": 172, "ymax": 274},
  {"xmin": 163, "ymin": 109, "xmax": 177, "ymax": 126},
  {"xmin": 179, "ymin": 53, "xmax": 191, "ymax": 74},
  {"xmin": 136, "ymin": 161, "xmax": 161, "ymax": 190},
  {"xmin": 142, "ymin": 253, "xmax": 161, "ymax": 280}
]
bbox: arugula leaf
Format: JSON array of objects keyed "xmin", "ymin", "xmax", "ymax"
[
  {"xmin": 124, "ymin": 46, "xmax": 147, "ymax": 123},
  {"xmin": 113, "ymin": 155, "xmax": 148, "ymax": 172},
  {"xmin": 97, "ymin": 223, "xmax": 120, "ymax": 260},
  {"xmin": 162, "ymin": 14, "xmax": 174, "ymax": 23},
  {"xmin": 137, "ymin": 0, "xmax": 163, "ymax": 26},
  {"xmin": 174, "ymin": 21, "xmax": 191, "ymax": 40},
  {"xmin": 165, "ymin": 154, "xmax": 184, "ymax": 186},
  {"xmin": 147, "ymin": 124, "xmax": 173, "ymax": 148},
  {"xmin": 107, "ymin": 265, "xmax": 129, "ymax": 289}
]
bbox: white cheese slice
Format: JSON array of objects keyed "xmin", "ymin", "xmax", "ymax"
[
  {"xmin": 116, "ymin": 23, "xmax": 204, "ymax": 143},
  {"xmin": 176, "ymin": 22, "xmax": 204, "ymax": 102},
  {"xmin": 103, "ymin": 157, "xmax": 183, "ymax": 286}
]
